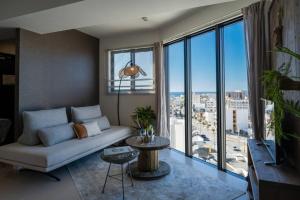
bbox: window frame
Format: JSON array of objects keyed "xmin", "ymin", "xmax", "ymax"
[
  {"xmin": 164, "ymin": 16, "xmax": 247, "ymax": 179},
  {"xmin": 107, "ymin": 46, "xmax": 155, "ymax": 95}
]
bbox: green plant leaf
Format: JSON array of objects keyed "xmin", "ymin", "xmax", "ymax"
[
  {"xmin": 277, "ymin": 47, "xmax": 300, "ymax": 60},
  {"xmin": 132, "ymin": 106, "xmax": 156, "ymax": 129},
  {"xmin": 262, "ymin": 47, "xmax": 300, "ymax": 145}
]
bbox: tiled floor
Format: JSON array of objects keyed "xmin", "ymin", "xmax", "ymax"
[{"xmin": 0, "ymin": 149, "xmax": 248, "ymax": 200}]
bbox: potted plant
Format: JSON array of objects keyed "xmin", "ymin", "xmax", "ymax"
[
  {"xmin": 262, "ymin": 47, "xmax": 300, "ymax": 145},
  {"xmin": 132, "ymin": 106, "xmax": 156, "ymax": 142}
]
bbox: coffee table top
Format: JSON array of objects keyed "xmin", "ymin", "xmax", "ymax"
[{"xmin": 126, "ymin": 136, "xmax": 170, "ymax": 150}]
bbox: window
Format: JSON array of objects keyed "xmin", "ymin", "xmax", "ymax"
[
  {"xmin": 165, "ymin": 18, "xmax": 251, "ymax": 177},
  {"xmin": 108, "ymin": 47, "xmax": 155, "ymax": 93},
  {"xmin": 191, "ymin": 30, "xmax": 217, "ymax": 165},
  {"xmin": 167, "ymin": 41, "xmax": 185, "ymax": 153},
  {"xmin": 223, "ymin": 21, "xmax": 251, "ymax": 177}
]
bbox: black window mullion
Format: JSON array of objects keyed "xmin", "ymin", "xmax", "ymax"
[
  {"xmin": 164, "ymin": 46, "xmax": 170, "ymax": 131},
  {"xmin": 131, "ymin": 51, "xmax": 135, "ymax": 91},
  {"xmin": 216, "ymin": 25, "xmax": 226, "ymax": 170},
  {"xmin": 185, "ymin": 37, "xmax": 192, "ymax": 156},
  {"xmin": 220, "ymin": 26, "xmax": 226, "ymax": 171},
  {"xmin": 111, "ymin": 52, "xmax": 115, "ymax": 92}
]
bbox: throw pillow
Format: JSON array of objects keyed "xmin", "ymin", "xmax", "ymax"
[
  {"xmin": 73, "ymin": 121, "xmax": 102, "ymax": 139},
  {"xmin": 18, "ymin": 107, "xmax": 68, "ymax": 146},
  {"xmin": 83, "ymin": 116, "xmax": 111, "ymax": 131},
  {"xmin": 71, "ymin": 105, "xmax": 102, "ymax": 123},
  {"xmin": 73, "ymin": 123, "xmax": 88, "ymax": 139},
  {"xmin": 97, "ymin": 116, "xmax": 111, "ymax": 130},
  {"xmin": 38, "ymin": 123, "xmax": 75, "ymax": 147},
  {"xmin": 84, "ymin": 121, "xmax": 102, "ymax": 137}
]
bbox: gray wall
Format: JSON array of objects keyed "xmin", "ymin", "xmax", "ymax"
[{"xmin": 17, "ymin": 29, "xmax": 99, "ymax": 136}]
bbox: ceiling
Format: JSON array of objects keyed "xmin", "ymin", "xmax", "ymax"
[
  {"xmin": 0, "ymin": 0, "xmax": 236, "ymax": 38},
  {"xmin": 78, "ymin": 8, "xmax": 201, "ymax": 38}
]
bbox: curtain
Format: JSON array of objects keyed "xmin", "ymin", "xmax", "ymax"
[
  {"xmin": 242, "ymin": 0, "xmax": 272, "ymax": 140},
  {"xmin": 154, "ymin": 42, "xmax": 169, "ymax": 138}
]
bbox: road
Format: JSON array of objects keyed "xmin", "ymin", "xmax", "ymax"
[{"xmin": 192, "ymin": 122, "xmax": 248, "ymax": 176}]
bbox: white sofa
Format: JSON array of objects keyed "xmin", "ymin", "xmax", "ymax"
[
  {"xmin": 0, "ymin": 126, "xmax": 131, "ymax": 172},
  {"xmin": 0, "ymin": 105, "xmax": 132, "ymax": 174}
]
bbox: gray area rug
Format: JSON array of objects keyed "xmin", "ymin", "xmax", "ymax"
[{"xmin": 68, "ymin": 149, "xmax": 244, "ymax": 200}]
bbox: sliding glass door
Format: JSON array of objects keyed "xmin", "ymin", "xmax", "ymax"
[
  {"xmin": 167, "ymin": 41, "xmax": 185, "ymax": 153},
  {"xmin": 165, "ymin": 18, "xmax": 250, "ymax": 177},
  {"xmin": 191, "ymin": 31, "xmax": 217, "ymax": 165}
]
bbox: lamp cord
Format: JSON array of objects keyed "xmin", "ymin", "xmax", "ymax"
[
  {"xmin": 117, "ymin": 76, "xmax": 123, "ymax": 126},
  {"xmin": 117, "ymin": 60, "xmax": 132, "ymax": 126}
]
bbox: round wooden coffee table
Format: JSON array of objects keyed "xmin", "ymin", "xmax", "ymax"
[{"xmin": 126, "ymin": 136, "xmax": 170, "ymax": 180}]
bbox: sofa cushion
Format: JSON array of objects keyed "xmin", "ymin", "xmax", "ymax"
[
  {"xmin": 18, "ymin": 108, "xmax": 68, "ymax": 146},
  {"xmin": 71, "ymin": 105, "xmax": 102, "ymax": 123},
  {"xmin": 83, "ymin": 116, "xmax": 111, "ymax": 131},
  {"xmin": 84, "ymin": 121, "xmax": 102, "ymax": 137},
  {"xmin": 0, "ymin": 126, "xmax": 132, "ymax": 168},
  {"xmin": 38, "ymin": 123, "xmax": 75, "ymax": 147}
]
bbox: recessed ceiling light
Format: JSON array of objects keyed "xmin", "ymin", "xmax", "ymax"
[{"xmin": 142, "ymin": 17, "xmax": 148, "ymax": 22}]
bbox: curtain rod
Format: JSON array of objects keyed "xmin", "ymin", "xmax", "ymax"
[
  {"xmin": 163, "ymin": 10, "xmax": 243, "ymax": 44},
  {"xmin": 106, "ymin": 43, "xmax": 154, "ymax": 52}
]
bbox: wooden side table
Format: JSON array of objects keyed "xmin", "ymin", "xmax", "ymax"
[{"xmin": 126, "ymin": 136, "xmax": 170, "ymax": 180}]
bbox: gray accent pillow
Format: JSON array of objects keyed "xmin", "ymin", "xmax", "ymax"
[
  {"xmin": 83, "ymin": 116, "xmax": 111, "ymax": 131},
  {"xmin": 38, "ymin": 123, "xmax": 75, "ymax": 146},
  {"xmin": 18, "ymin": 107, "xmax": 68, "ymax": 146},
  {"xmin": 71, "ymin": 105, "xmax": 102, "ymax": 123},
  {"xmin": 83, "ymin": 121, "xmax": 102, "ymax": 137},
  {"xmin": 97, "ymin": 116, "xmax": 111, "ymax": 130}
]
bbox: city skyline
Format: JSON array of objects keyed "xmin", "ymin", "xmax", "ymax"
[{"xmin": 169, "ymin": 90, "xmax": 248, "ymax": 93}]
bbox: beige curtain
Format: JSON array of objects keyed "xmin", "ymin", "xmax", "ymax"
[
  {"xmin": 154, "ymin": 42, "xmax": 169, "ymax": 138},
  {"xmin": 242, "ymin": 1, "xmax": 272, "ymax": 140}
]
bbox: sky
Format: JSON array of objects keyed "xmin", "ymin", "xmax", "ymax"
[{"xmin": 168, "ymin": 21, "xmax": 248, "ymax": 93}]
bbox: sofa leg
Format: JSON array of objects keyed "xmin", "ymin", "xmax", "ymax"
[
  {"xmin": 45, "ymin": 172, "xmax": 61, "ymax": 181},
  {"xmin": 19, "ymin": 169, "xmax": 61, "ymax": 181}
]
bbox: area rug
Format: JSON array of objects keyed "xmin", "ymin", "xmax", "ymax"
[{"xmin": 67, "ymin": 149, "xmax": 244, "ymax": 200}]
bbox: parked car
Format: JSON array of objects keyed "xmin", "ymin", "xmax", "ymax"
[{"xmin": 233, "ymin": 146, "xmax": 241, "ymax": 152}]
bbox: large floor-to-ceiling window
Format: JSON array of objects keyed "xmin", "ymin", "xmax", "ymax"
[
  {"xmin": 191, "ymin": 31, "xmax": 217, "ymax": 165},
  {"xmin": 223, "ymin": 21, "xmax": 250, "ymax": 176},
  {"xmin": 165, "ymin": 18, "xmax": 251, "ymax": 177},
  {"xmin": 167, "ymin": 41, "xmax": 186, "ymax": 153}
]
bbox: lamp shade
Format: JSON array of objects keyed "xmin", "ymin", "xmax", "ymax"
[{"xmin": 118, "ymin": 63, "xmax": 147, "ymax": 78}]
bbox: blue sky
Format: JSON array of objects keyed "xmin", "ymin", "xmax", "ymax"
[{"xmin": 168, "ymin": 21, "xmax": 248, "ymax": 93}]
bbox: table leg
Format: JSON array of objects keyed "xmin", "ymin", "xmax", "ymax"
[
  {"xmin": 128, "ymin": 162, "xmax": 134, "ymax": 187},
  {"xmin": 138, "ymin": 150, "xmax": 159, "ymax": 171},
  {"xmin": 121, "ymin": 164, "xmax": 124, "ymax": 200},
  {"xmin": 102, "ymin": 162, "xmax": 111, "ymax": 193}
]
